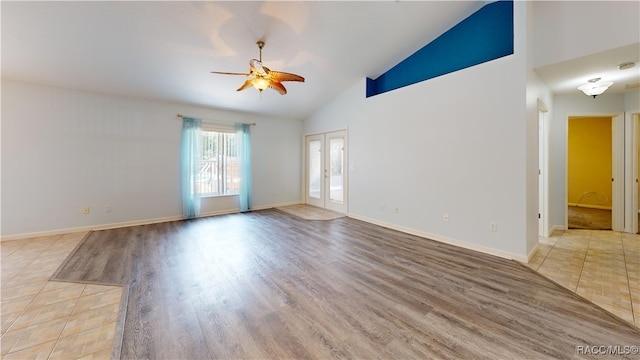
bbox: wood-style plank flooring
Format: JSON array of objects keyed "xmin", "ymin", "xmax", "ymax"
[
  {"xmin": 51, "ymin": 209, "xmax": 640, "ymax": 359},
  {"xmin": 568, "ymin": 206, "xmax": 612, "ymax": 230}
]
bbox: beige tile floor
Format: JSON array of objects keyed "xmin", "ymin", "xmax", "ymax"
[
  {"xmin": 277, "ymin": 204, "xmax": 346, "ymax": 220},
  {"xmin": 527, "ymin": 229, "xmax": 639, "ymax": 328},
  {"xmin": 1, "ymin": 233, "xmax": 122, "ymax": 359},
  {"xmin": 2, "ymin": 228, "xmax": 638, "ymax": 359}
]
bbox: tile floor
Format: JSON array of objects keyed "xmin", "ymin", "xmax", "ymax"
[
  {"xmin": 527, "ymin": 229, "xmax": 639, "ymax": 327},
  {"xmin": 1, "ymin": 233, "xmax": 122, "ymax": 359},
  {"xmin": 276, "ymin": 204, "xmax": 346, "ymax": 220},
  {"xmin": 1, "ymin": 228, "xmax": 638, "ymax": 359}
]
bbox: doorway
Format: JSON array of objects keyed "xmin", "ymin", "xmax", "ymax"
[
  {"xmin": 567, "ymin": 116, "xmax": 613, "ymax": 230},
  {"xmin": 305, "ymin": 130, "xmax": 348, "ymax": 214},
  {"xmin": 565, "ymin": 113, "xmax": 625, "ymax": 231}
]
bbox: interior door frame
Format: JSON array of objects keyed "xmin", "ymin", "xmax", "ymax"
[
  {"xmin": 565, "ymin": 112, "xmax": 624, "ymax": 231},
  {"xmin": 635, "ymin": 113, "xmax": 640, "ymax": 234},
  {"xmin": 538, "ymin": 99, "xmax": 549, "ymax": 237},
  {"xmin": 612, "ymin": 113, "xmax": 625, "ymax": 231},
  {"xmin": 304, "ymin": 129, "xmax": 348, "ymax": 214},
  {"xmin": 625, "ymin": 111, "xmax": 640, "ymax": 234}
]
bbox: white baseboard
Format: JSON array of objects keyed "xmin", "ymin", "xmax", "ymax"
[
  {"xmin": 199, "ymin": 209, "xmax": 240, "ymax": 218},
  {"xmin": 1, "ymin": 204, "xmax": 536, "ymax": 264},
  {"xmin": 254, "ymin": 201, "xmax": 302, "ymax": 210},
  {"xmin": 1, "ymin": 201, "xmax": 303, "ymax": 242},
  {"xmin": 549, "ymin": 225, "xmax": 566, "ymax": 236},
  {"xmin": 1, "ymin": 215, "xmax": 183, "ymax": 242},
  {"xmin": 568, "ymin": 203, "xmax": 612, "ymax": 211},
  {"xmin": 346, "ymin": 213, "xmax": 528, "ymax": 262},
  {"xmin": 525, "ymin": 243, "xmax": 539, "ymax": 264}
]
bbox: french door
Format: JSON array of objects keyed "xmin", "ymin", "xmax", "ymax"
[{"xmin": 305, "ymin": 130, "xmax": 347, "ymax": 213}]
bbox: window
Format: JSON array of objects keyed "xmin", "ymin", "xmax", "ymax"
[{"xmin": 197, "ymin": 129, "xmax": 239, "ymax": 196}]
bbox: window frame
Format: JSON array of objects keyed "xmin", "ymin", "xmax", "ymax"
[{"xmin": 198, "ymin": 123, "xmax": 240, "ymax": 198}]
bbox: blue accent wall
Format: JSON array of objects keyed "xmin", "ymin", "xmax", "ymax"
[{"xmin": 366, "ymin": 0, "xmax": 513, "ymax": 98}]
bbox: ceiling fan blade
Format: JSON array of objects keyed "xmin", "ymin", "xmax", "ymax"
[
  {"xmin": 213, "ymin": 41, "xmax": 304, "ymax": 95},
  {"xmin": 268, "ymin": 81, "xmax": 287, "ymax": 95},
  {"xmin": 211, "ymin": 71, "xmax": 251, "ymax": 76},
  {"xmin": 269, "ymin": 71, "xmax": 305, "ymax": 83},
  {"xmin": 236, "ymin": 80, "xmax": 254, "ymax": 92}
]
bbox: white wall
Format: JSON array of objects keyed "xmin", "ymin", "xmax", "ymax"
[
  {"xmin": 533, "ymin": 1, "xmax": 640, "ymax": 68},
  {"xmin": 1, "ymin": 79, "xmax": 302, "ymax": 237},
  {"xmin": 304, "ymin": 3, "xmax": 531, "ymax": 260},
  {"xmin": 625, "ymin": 89, "xmax": 640, "ymax": 112},
  {"xmin": 526, "ymin": 0, "xmax": 554, "ymax": 248}
]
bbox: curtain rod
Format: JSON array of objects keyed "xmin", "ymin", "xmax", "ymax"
[{"xmin": 176, "ymin": 113, "xmax": 256, "ymax": 126}]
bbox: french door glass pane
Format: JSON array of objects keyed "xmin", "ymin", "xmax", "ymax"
[
  {"xmin": 329, "ymin": 138, "xmax": 344, "ymax": 203},
  {"xmin": 309, "ymin": 140, "xmax": 321, "ymax": 199}
]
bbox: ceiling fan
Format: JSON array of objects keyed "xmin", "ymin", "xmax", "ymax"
[{"xmin": 211, "ymin": 41, "xmax": 305, "ymax": 95}]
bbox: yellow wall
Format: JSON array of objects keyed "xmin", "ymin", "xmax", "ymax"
[{"xmin": 568, "ymin": 117, "xmax": 612, "ymax": 208}]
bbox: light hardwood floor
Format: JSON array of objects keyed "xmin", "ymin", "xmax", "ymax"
[
  {"xmin": 568, "ymin": 206, "xmax": 612, "ymax": 230},
  {"xmin": 3, "ymin": 209, "xmax": 640, "ymax": 359}
]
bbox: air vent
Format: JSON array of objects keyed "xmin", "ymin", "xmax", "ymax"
[{"xmin": 618, "ymin": 62, "xmax": 636, "ymax": 70}]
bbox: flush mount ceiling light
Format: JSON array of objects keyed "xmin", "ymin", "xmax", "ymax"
[{"xmin": 578, "ymin": 77, "xmax": 613, "ymax": 98}]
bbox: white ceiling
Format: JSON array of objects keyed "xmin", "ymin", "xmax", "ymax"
[
  {"xmin": 534, "ymin": 43, "xmax": 640, "ymax": 96},
  {"xmin": 4, "ymin": 2, "xmax": 637, "ymax": 120},
  {"xmin": 1, "ymin": 1, "xmax": 483, "ymax": 120}
]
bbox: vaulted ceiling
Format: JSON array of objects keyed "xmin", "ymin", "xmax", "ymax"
[
  {"xmin": 1, "ymin": 1, "xmax": 482, "ymax": 120},
  {"xmin": 4, "ymin": 2, "xmax": 637, "ymax": 121}
]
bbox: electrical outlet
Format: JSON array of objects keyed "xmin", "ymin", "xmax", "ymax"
[
  {"xmin": 82, "ymin": 207, "xmax": 90, "ymax": 215},
  {"xmin": 489, "ymin": 222, "xmax": 497, "ymax": 232},
  {"xmin": 393, "ymin": 206, "xmax": 399, "ymax": 213},
  {"xmin": 443, "ymin": 213, "xmax": 449, "ymax": 222},
  {"xmin": 104, "ymin": 205, "xmax": 111, "ymax": 213}
]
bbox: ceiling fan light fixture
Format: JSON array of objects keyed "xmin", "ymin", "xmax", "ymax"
[
  {"xmin": 578, "ymin": 78, "xmax": 613, "ymax": 98},
  {"xmin": 252, "ymin": 78, "xmax": 270, "ymax": 91},
  {"xmin": 210, "ymin": 40, "xmax": 304, "ymax": 95}
]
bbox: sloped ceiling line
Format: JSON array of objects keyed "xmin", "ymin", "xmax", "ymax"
[{"xmin": 366, "ymin": 0, "xmax": 514, "ymax": 98}]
